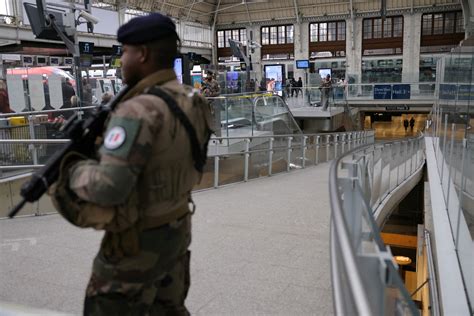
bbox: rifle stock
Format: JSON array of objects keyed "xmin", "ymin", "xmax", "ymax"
[{"xmin": 8, "ymin": 85, "xmax": 131, "ymax": 218}]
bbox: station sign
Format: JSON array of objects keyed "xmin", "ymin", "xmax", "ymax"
[
  {"xmin": 385, "ymin": 105, "xmax": 410, "ymax": 111},
  {"xmin": 374, "ymin": 85, "xmax": 391, "ymax": 99},
  {"xmin": 439, "ymin": 84, "xmax": 457, "ymax": 100},
  {"xmin": 79, "ymin": 41, "xmax": 94, "ymax": 55},
  {"xmin": 392, "ymin": 84, "xmax": 410, "ymax": 99},
  {"xmin": 458, "ymin": 85, "xmax": 474, "ymax": 101}
]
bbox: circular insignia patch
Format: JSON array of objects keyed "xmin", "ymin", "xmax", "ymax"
[{"xmin": 104, "ymin": 126, "xmax": 127, "ymax": 150}]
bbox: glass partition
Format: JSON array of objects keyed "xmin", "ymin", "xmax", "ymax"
[{"xmin": 428, "ymin": 38, "xmax": 474, "ymax": 309}]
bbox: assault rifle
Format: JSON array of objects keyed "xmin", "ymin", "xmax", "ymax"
[{"xmin": 8, "ymin": 86, "xmax": 130, "ymax": 218}]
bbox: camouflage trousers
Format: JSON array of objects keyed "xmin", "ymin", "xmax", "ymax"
[{"xmin": 83, "ymin": 214, "xmax": 191, "ymax": 316}]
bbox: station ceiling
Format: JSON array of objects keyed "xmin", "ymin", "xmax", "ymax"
[{"xmin": 94, "ymin": 0, "xmax": 460, "ymax": 26}]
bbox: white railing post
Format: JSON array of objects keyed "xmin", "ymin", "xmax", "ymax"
[
  {"xmin": 341, "ymin": 134, "xmax": 346, "ymax": 154},
  {"xmin": 440, "ymin": 114, "xmax": 449, "ymax": 182},
  {"xmin": 334, "ymin": 134, "xmax": 339, "ymax": 158},
  {"xmin": 27, "ymin": 116, "xmax": 38, "ymax": 165},
  {"xmin": 315, "ymin": 135, "xmax": 320, "ymax": 165},
  {"xmin": 268, "ymin": 137, "xmax": 274, "ymax": 176},
  {"xmin": 287, "ymin": 136, "xmax": 293, "ymax": 172},
  {"xmin": 326, "ymin": 135, "xmax": 331, "ymax": 161},
  {"xmin": 214, "ymin": 155, "xmax": 219, "ymax": 188},
  {"xmin": 302, "ymin": 136, "xmax": 308, "ymax": 168},
  {"xmin": 244, "ymin": 138, "xmax": 250, "ymax": 182},
  {"xmin": 446, "ymin": 124, "xmax": 456, "ymax": 209}
]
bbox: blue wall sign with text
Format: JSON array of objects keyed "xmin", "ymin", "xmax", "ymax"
[
  {"xmin": 439, "ymin": 84, "xmax": 458, "ymax": 100},
  {"xmin": 392, "ymin": 84, "xmax": 411, "ymax": 99},
  {"xmin": 374, "ymin": 85, "xmax": 392, "ymax": 99},
  {"xmin": 458, "ymin": 85, "xmax": 474, "ymax": 101}
]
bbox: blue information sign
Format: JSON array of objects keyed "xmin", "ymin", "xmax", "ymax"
[
  {"xmin": 374, "ymin": 85, "xmax": 391, "ymax": 99},
  {"xmin": 458, "ymin": 85, "xmax": 474, "ymax": 101},
  {"xmin": 392, "ymin": 84, "xmax": 411, "ymax": 99},
  {"xmin": 439, "ymin": 84, "xmax": 457, "ymax": 100}
]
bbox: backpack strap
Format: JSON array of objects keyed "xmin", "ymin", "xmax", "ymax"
[{"xmin": 147, "ymin": 86, "xmax": 207, "ymax": 173}]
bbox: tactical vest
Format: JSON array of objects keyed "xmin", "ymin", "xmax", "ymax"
[{"xmin": 133, "ymin": 81, "xmax": 212, "ymax": 228}]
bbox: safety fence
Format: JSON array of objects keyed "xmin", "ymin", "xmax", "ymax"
[
  {"xmin": 425, "ymin": 41, "xmax": 474, "ymax": 311},
  {"xmin": 329, "ymin": 136, "xmax": 425, "ymax": 315},
  {"xmin": 0, "ymin": 130, "xmax": 375, "ymax": 217}
]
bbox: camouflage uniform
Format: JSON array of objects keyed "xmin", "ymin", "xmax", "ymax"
[
  {"xmin": 201, "ymin": 77, "xmax": 221, "ymax": 137},
  {"xmin": 51, "ymin": 69, "xmax": 212, "ymax": 315}
]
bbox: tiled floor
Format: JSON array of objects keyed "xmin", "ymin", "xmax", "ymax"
[{"xmin": 0, "ymin": 162, "xmax": 333, "ymax": 315}]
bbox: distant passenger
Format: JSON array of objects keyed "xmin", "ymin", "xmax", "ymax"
[
  {"xmin": 61, "ymin": 78, "xmax": 76, "ymax": 108},
  {"xmin": 320, "ymin": 74, "xmax": 332, "ymax": 111},
  {"xmin": 410, "ymin": 117, "xmax": 415, "ymax": 132},
  {"xmin": 100, "ymin": 92, "xmax": 112, "ymax": 105},
  {"xmin": 0, "ymin": 80, "xmax": 13, "ymax": 113},
  {"xmin": 403, "ymin": 118, "xmax": 409, "ymax": 132},
  {"xmin": 296, "ymin": 77, "xmax": 303, "ymax": 97}
]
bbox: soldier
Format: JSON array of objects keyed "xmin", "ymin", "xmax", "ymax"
[
  {"xmin": 201, "ymin": 71, "xmax": 222, "ymax": 137},
  {"xmin": 50, "ymin": 13, "xmax": 212, "ymax": 315},
  {"xmin": 200, "ymin": 71, "xmax": 220, "ymax": 97}
]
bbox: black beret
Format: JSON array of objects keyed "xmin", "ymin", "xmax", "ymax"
[{"xmin": 117, "ymin": 13, "xmax": 178, "ymax": 45}]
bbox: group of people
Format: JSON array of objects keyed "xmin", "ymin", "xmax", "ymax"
[
  {"xmin": 403, "ymin": 117, "xmax": 416, "ymax": 132},
  {"xmin": 284, "ymin": 77, "xmax": 303, "ymax": 97}
]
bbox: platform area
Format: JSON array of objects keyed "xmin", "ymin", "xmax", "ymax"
[{"xmin": 0, "ymin": 162, "xmax": 333, "ymax": 315}]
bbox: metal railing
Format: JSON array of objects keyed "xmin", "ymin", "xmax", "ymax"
[
  {"xmin": 283, "ymin": 82, "xmax": 441, "ymax": 109},
  {"xmin": 426, "ymin": 47, "xmax": 474, "ymax": 311},
  {"xmin": 329, "ymin": 135, "xmax": 425, "ymax": 315},
  {"xmin": 0, "ymin": 130, "xmax": 375, "ymax": 216}
]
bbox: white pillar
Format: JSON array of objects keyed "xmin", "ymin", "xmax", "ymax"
[
  {"xmin": 402, "ymin": 13, "xmax": 422, "ymax": 83},
  {"xmin": 346, "ymin": 17, "xmax": 362, "ymax": 83},
  {"xmin": 117, "ymin": 2, "xmax": 127, "ymax": 26},
  {"xmin": 248, "ymin": 25, "xmax": 262, "ymax": 81},
  {"xmin": 294, "ymin": 22, "xmax": 309, "ymax": 81}
]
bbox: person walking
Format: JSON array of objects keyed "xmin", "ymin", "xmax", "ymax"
[
  {"xmin": 201, "ymin": 71, "xmax": 221, "ymax": 137},
  {"xmin": 296, "ymin": 77, "xmax": 303, "ymax": 97},
  {"xmin": 320, "ymin": 74, "xmax": 332, "ymax": 111},
  {"xmin": 50, "ymin": 13, "xmax": 212, "ymax": 315},
  {"xmin": 403, "ymin": 118, "xmax": 409, "ymax": 132},
  {"xmin": 410, "ymin": 116, "xmax": 415, "ymax": 132}
]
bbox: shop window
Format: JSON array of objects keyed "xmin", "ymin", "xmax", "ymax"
[
  {"xmin": 217, "ymin": 31, "xmax": 225, "ymax": 48},
  {"xmin": 361, "ymin": 58, "xmax": 403, "ymax": 83},
  {"xmin": 362, "ymin": 16, "xmax": 403, "ymax": 56},
  {"xmin": 262, "ymin": 28, "xmax": 269, "ymax": 45},
  {"xmin": 310, "ymin": 24, "xmax": 318, "ymax": 42},
  {"xmin": 421, "ymin": 11, "xmax": 464, "ymax": 35},
  {"xmin": 216, "ymin": 28, "xmax": 247, "ymax": 60},
  {"xmin": 309, "ymin": 20, "xmax": 346, "ymax": 58},
  {"xmin": 420, "ymin": 11, "xmax": 465, "ymax": 53},
  {"xmin": 286, "ymin": 25, "xmax": 294, "ymax": 44},
  {"xmin": 260, "ymin": 25, "xmax": 295, "ymax": 60}
]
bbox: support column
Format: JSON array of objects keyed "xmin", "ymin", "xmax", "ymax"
[
  {"xmin": 294, "ymin": 22, "xmax": 309, "ymax": 81},
  {"xmin": 346, "ymin": 17, "xmax": 362, "ymax": 83},
  {"xmin": 461, "ymin": 0, "xmax": 474, "ymax": 37},
  {"xmin": 248, "ymin": 25, "xmax": 262, "ymax": 82},
  {"xmin": 402, "ymin": 13, "xmax": 422, "ymax": 83},
  {"xmin": 117, "ymin": 1, "xmax": 127, "ymax": 26}
]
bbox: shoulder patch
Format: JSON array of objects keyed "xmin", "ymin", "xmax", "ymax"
[
  {"xmin": 104, "ymin": 126, "xmax": 126, "ymax": 150},
  {"xmin": 100, "ymin": 116, "xmax": 141, "ymax": 159}
]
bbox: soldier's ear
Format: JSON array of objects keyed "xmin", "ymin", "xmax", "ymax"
[{"xmin": 138, "ymin": 45, "xmax": 149, "ymax": 64}]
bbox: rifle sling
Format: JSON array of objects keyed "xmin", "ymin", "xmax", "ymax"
[{"xmin": 147, "ymin": 87, "xmax": 205, "ymax": 173}]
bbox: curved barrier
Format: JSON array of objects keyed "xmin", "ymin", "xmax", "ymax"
[{"xmin": 329, "ymin": 136, "xmax": 425, "ymax": 315}]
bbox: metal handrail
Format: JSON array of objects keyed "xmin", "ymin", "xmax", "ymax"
[
  {"xmin": 425, "ymin": 229, "xmax": 440, "ymax": 316},
  {"xmin": 329, "ymin": 135, "xmax": 424, "ymax": 315},
  {"xmin": 0, "ymin": 106, "xmax": 98, "ymax": 118}
]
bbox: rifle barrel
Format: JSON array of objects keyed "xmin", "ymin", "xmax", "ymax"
[{"xmin": 8, "ymin": 198, "xmax": 27, "ymax": 218}]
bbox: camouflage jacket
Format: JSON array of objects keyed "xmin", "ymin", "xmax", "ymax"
[
  {"xmin": 64, "ymin": 69, "xmax": 212, "ymax": 231},
  {"xmin": 201, "ymin": 78, "xmax": 220, "ymax": 97}
]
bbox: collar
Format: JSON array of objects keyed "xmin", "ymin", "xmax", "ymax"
[{"xmin": 121, "ymin": 69, "xmax": 177, "ymax": 102}]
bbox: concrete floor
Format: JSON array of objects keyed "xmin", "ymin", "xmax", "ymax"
[{"xmin": 0, "ymin": 162, "xmax": 333, "ymax": 315}]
